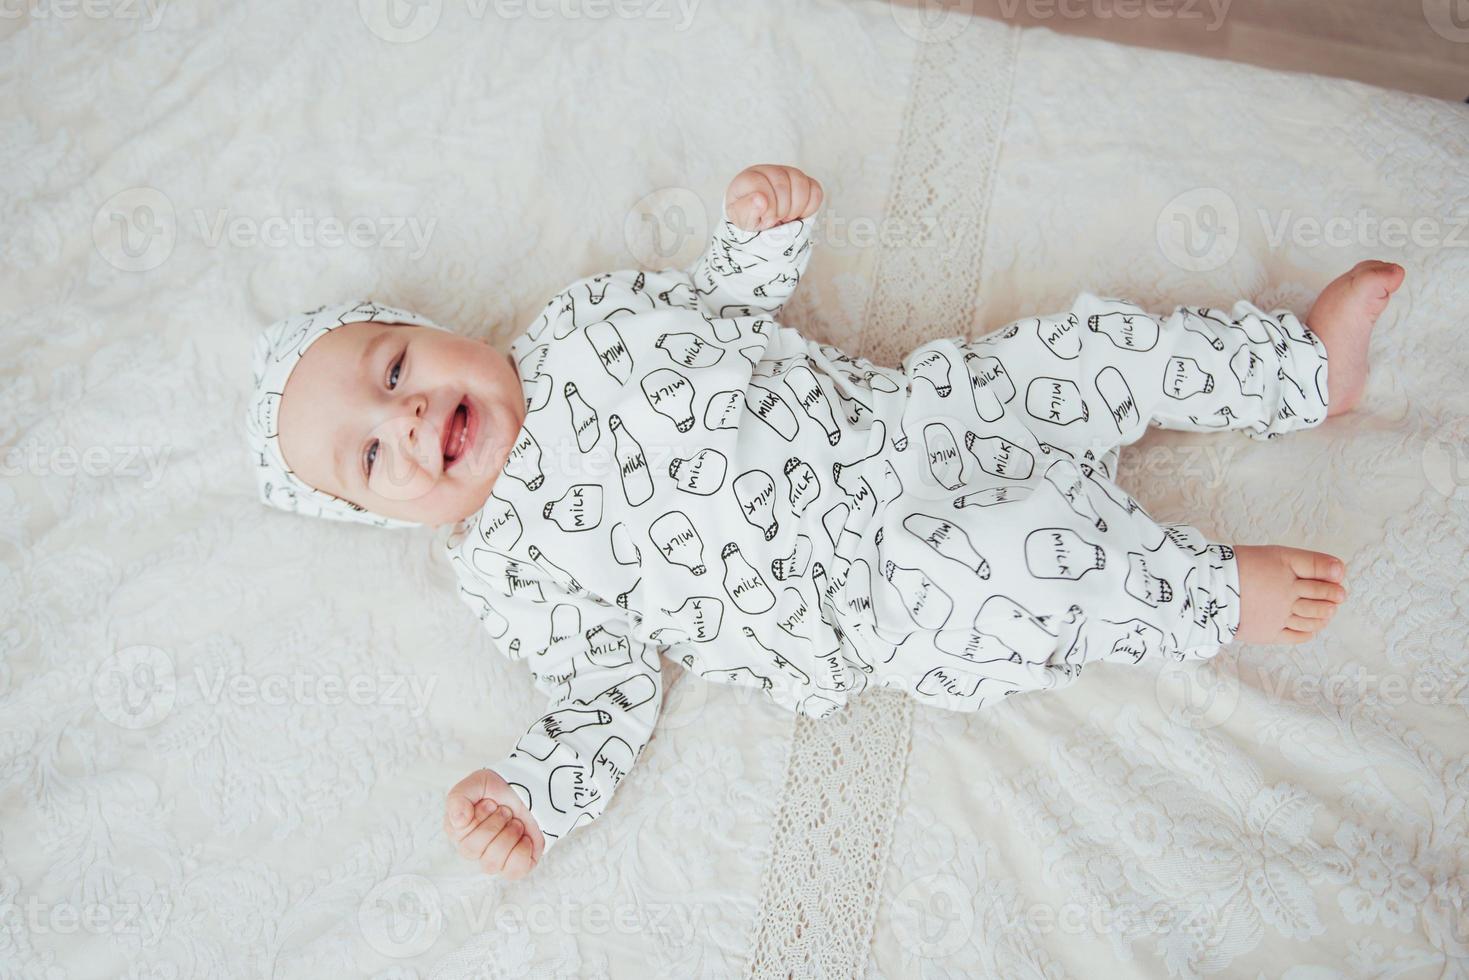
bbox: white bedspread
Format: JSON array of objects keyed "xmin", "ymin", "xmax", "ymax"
[{"xmin": 4, "ymin": 1, "xmax": 1467, "ymax": 977}]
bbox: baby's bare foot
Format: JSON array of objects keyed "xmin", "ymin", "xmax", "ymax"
[
  {"xmin": 1305, "ymin": 259, "xmax": 1405, "ymax": 416},
  {"xmin": 1233, "ymin": 544, "xmax": 1348, "ymax": 645}
]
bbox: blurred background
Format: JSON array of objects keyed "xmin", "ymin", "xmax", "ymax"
[{"xmin": 892, "ymin": 0, "xmax": 1469, "ymax": 100}]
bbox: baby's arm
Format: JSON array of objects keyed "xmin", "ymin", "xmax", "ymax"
[
  {"xmin": 444, "ymin": 555, "xmax": 663, "ymax": 878},
  {"xmin": 688, "ymin": 164, "xmax": 823, "ymax": 320}
]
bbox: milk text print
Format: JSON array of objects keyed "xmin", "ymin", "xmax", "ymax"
[
  {"xmin": 663, "ymin": 595, "xmax": 724, "ymax": 642},
  {"xmin": 478, "ymin": 494, "xmax": 523, "ymax": 551},
  {"xmin": 1025, "ymin": 378, "xmax": 1089, "ymax": 426},
  {"xmin": 1125, "ymin": 552, "xmax": 1174, "ymax": 606},
  {"xmin": 964, "ymin": 432, "xmax": 1035, "ymax": 481},
  {"xmin": 902, "ymin": 512, "xmax": 991, "ymax": 578},
  {"xmin": 584, "ymin": 624, "xmax": 633, "ymax": 668},
  {"xmin": 881, "ymin": 560, "xmax": 953, "ymax": 630},
  {"xmin": 784, "ymin": 364, "xmax": 842, "ymax": 445},
  {"xmin": 923, "ymin": 422, "xmax": 964, "ymax": 490},
  {"xmin": 1036, "ymin": 314, "xmax": 1081, "ymax": 359},
  {"xmin": 733, "ymin": 469, "xmax": 780, "ymax": 540},
  {"xmin": 1095, "ymin": 366, "xmax": 1140, "ymax": 433},
  {"xmin": 721, "ymin": 543, "xmax": 776, "ymax": 614},
  {"xmin": 771, "ymin": 533, "xmax": 813, "ymax": 580},
  {"xmin": 585, "ymin": 319, "xmax": 633, "ymax": 383},
  {"xmin": 704, "ymin": 390, "xmax": 743, "ymax": 430},
  {"xmin": 745, "ymin": 382, "xmax": 799, "ymax": 440},
  {"xmin": 657, "ymin": 332, "xmax": 724, "ymax": 368},
  {"xmin": 649, "ymin": 510, "xmax": 706, "ymax": 574},
  {"xmin": 669, "ymin": 448, "xmax": 728, "ymax": 495},
  {"xmin": 954, "ymin": 485, "xmax": 1031, "ymax": 509},
  {"xmin": 642, "ymin": 368, "xmax": 697, "ymax": 432},
  {"xmin": 1163, "ymin": 356, "xmax": 1214, "ymax": 400},
  {"xmin": 609, "ymin": 521, "xmax": 641, "ymax": 565},
  {"xmin": 565, "ymin": 382, "xmax": 601, "ymax": 451},
  {"xmin": 1087, "ymin": 311, "xmax": 1161, "ymax": 352},
  {"xmin": 525, "ymin": 711, "xmax": 615, "ymax": 768},
  {"xmin": 910, "ymin": 348, "xmax": 953, "ymax": 397},
  {"xmin": 1044, "ymin": 461, "xmax": 1106, "ymax": 532},
  {"xmin": 504, "ymin": 428, "xmax": 545, "ymax": 491},
  {"xmin": 1024, "ymin": 528, "xmax": 1107, "ymax": 580},
  {"xmin": 608, "ymin": 414, "xmax": 653, "ymax": 506},
  {"xmin": 543, "ymin": 484, "xmax": 603, "ymax": 532},
  {"xmin": 783, "ymin": 457, "xmax": 821, "ymax": 516}
]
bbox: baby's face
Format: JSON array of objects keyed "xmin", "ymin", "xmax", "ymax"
[{"xmin": 278, "ymin": 320, "xmax": 525, "ymax": 526}]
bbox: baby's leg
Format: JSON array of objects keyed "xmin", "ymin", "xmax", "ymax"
[
  {"xmin": 1304, "ymin": 260, "xmax": 1404, "ymax": 416},
  {"xmin": 968, "ymin": 261, "xmax": 1401, "ymax": 454}
]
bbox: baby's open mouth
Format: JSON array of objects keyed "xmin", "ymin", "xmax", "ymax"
[{"xmin": 442, "ymin": 397, "xmax": 473, "ymax": 470}]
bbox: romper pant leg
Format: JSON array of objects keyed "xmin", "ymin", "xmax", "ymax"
[{"xmin": 856, "ymin": 293, "xmax": 1329, "ymax": 714}]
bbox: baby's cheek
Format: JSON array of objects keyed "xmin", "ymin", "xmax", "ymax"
[{"xmin": 369, "ymin": 456, "xmax": 439, "ymax": 506}]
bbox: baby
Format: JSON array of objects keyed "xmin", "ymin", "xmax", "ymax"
[{"xmin": 245, "ymin": 164, "xmax": 1403, "ymax": 882}]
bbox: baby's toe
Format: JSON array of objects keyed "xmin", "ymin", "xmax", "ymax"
[
  {"xmin": 1292, "ymin": 597, "xmax": 1338, "ymax": 620},
  {"xmin": 1285, "ymin": 614, "xmax": 1327, "ymax": 634},
  {"xmin": 1299, "ymin": 579, "xmax": 1348, "ymax": 604},
  {"xmin": 1286, "ymin": 548, "xmax": 1346, "ymax": 583}
]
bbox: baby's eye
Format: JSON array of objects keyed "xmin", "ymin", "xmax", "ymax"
[
  {"xmin": 387, "ymin": 353, "xmax": 404, "ymax": 389},
  {"xmin": 365, "ymin": 439, "xmax": 379, "ymax": 478}
]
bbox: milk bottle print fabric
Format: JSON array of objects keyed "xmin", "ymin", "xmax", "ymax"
[{"xmin": 444, "ymin": 207, "xmax": 1331, "ymax": 854}]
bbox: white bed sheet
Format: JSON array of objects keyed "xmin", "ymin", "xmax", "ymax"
[{"xmin": 4, "ymin": 1, "xmax": 1468, "ymax": 977}]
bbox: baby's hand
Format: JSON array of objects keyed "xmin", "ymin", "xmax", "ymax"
[
  {"xmin": 726, "ymin": 164, "xmax": 823, "ymax": 232},
  {"xmin": 443, "ymin": 767, "xmax": 544, "ymax": 880}
]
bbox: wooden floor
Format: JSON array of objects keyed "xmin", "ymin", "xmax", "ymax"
[{"xmin": 890, "ymin": 0, "xmax": 1469, "ymax": 101}]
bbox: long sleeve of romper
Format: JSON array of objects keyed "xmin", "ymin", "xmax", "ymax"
[
  {"xmin": 471, "ymin": 553, "xmax": 665, "ymax": 857},
  {"xmin": 688, "ymin": 202, "xmax": 815, "ymax": 319}
]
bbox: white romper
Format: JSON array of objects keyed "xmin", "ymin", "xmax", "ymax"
[{"xmin": 445, "ymin": 206, "xmax": 1330, "ymax": 855}]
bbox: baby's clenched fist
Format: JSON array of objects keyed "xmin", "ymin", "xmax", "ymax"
[
  {"xmin": 726, "ymin": 164, "xmax": 823, "ymax": 232},
  {"xmin": 444, "ymin": 768, "xmax": 543, "ymax": 880}
]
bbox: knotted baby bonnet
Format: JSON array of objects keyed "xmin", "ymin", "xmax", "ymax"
[{"xmin": 245, "ymin": 300, "xmax": 453, "ymax": 529}]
